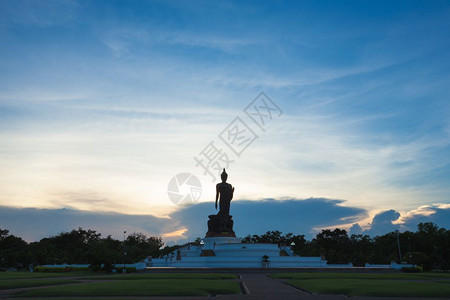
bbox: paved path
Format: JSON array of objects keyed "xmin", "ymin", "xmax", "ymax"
[{"xmin": 218, "ymin": 274, "xmax": 347, "ymax": 300}]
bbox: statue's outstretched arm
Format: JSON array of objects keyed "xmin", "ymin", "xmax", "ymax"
[{"xmin": 231, "ymin": 187, "xmax": 235, "ymax": 200}]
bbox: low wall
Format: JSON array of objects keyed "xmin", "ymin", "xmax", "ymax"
[
  {"xmin": 41, "ymin": 263, "xmax": 146, "ymax": 271},
  {"xmin": 365, "ymin": 262, "xmax": 413, "ymax": 269}
]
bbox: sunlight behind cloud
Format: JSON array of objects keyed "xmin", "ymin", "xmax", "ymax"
[{"xmin": 162, "ymin": 228, "xmax": 188, "ymax": 239}]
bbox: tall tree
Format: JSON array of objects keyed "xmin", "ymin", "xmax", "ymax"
[{"xmin": 0, "ymin": 229, "xmax": 31, "ymax": 268}]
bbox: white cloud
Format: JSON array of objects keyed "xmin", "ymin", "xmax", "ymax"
[{"xmin": 350, "ymin": 203, "xmax": 450, "ymax": 236}]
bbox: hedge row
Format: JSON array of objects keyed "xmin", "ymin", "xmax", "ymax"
[
  {"xmin": 33, "ymin": 266, "xmax": 137, "ymax": 273},
  {"xmin": 34, "ymin": 266, "xmax": 90, "ymax": 272},
  {"xmin": 401, "ymin": 266, "xmax": 423, "ymax": 273},
  {"xmin": 115, "ymin": 267, "xmax": 137, "ymax": 273}
]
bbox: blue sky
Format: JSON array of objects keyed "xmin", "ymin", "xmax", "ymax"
[{"xmin": 1, "ymin": 1, "xmax": 449, "ymax": 242}]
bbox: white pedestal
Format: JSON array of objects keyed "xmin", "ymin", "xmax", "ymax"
[
  {"xmin": 202, "ymin": 236, "xmax": 242, "ymax": 250},
  {"xmin": 148, "ymin": 236, "xmax": 328, "ymax": 268}
]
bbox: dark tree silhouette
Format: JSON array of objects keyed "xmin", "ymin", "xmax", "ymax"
[{"xmin": 1, "ymin": 223, "xmax": 449, "ymax": 271}]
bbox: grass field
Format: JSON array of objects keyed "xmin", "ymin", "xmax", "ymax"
[
  {"xmin": 0, "ymin": 278, "xmax": 77, "ymax": 290},
  {"xmin": 270, "ymin": 272, "xmax": 450, "ymax": 297},
  {"xmin": 4, "ymin": 271, "xmax": 450, "ymax": 298},
  {"xmin": 82, "ymin": 273, "xmax": 237, "ymax": 280},
  {"xmin": 0, "ymin": 271, "xmax": 89, "ymax": 280},
  {"xmin": 0, "ymin": 272, "xmax": 241, "ymax": 297},
  {"xmin": 15, "ymin": 278, "xmax": 240, "ymax": 297}
]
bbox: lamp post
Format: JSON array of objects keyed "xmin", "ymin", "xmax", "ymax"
[
  {"xmin": 396, "ymin": 230, "xmax": 402, "ymax": 264},
  {"xmin": 123, "ymin": 231, "xmax": 126, "ymax": 273},
  {"xmin": 290, "ymin": 241, "xmax": 296, "ymax": 256}
]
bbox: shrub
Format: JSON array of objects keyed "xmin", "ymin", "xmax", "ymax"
[
  {"xmin": 89, "ymin": 264, "xmax": 101, "ymax": 273},
  {"xmin": 102, "ymin": 262, "xmax": 114, "ymax": 273},
  {"xmin": 115, "ymin": 266, "xmax": 137, "ymax": 273},
  {"xmin": 401, "ymin": 266, "xmax": 423, "ymax": 273},
  {"xmin": 33, "ymin": 266, "xmax": 90, "ymax": 273},
  {"xmin": 34, "ymin": 266, "xmax": 65, "ymax": 273},
  {"xmin": 71, "ymin": 267, "xmax": 90, "ymax": 272}
]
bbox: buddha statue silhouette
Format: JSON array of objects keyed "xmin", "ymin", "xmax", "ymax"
[
  {"xmin": 206, "ymin": 168, "xmax": 236, "ymax": 237},
  {"xmin": 215, "ymin": 168, "xmax": 234, "ymax": 217}
]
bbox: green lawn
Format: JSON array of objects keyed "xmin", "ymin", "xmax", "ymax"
[
  {"xmin": 271, "ymin": 272, "xmax": 450, "ymax": 297},
  {"xmin": 0, "ymin": 271, "xmax": 89, "ymax": 280},
  {"xmin": 15, "ymin": 278, "xmax": 241, "ymax": 297},
  {"xmin": 0, "ymin": 278, "xmax": 77, "ymax": 290},
  {"xmin": 11, "ymin": 298, "xmax": 153, "ymax": 300},
  {"xmin": 82, "ymin": 273, "xmax": 237, "ymax": 280},
  {"xmin": 270, "ymin": 272, "xmax": 450, "ymax": 280},
  {"xmin": 0, "ymin": 272, "xmax": 241, "ymax": 297}
]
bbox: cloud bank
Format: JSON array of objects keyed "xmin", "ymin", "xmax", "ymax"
[
  {"xmin": 171, "ymin": 198, "xmax": 367, "ymax": 241},
  {"xmin": 2, "ymin": 198, "xmax": 449, "ymax": 244},
  {"xmin": 350, "ymin": 203, "xmax": 450, "ymax": 236}
]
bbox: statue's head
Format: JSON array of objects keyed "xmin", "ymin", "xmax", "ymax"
[{"xmin": 221, "ymin": 168, "xmax": 228, "ymax": 182}]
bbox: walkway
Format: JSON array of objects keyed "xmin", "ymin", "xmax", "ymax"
[{"xmin": 220, "ymin": 273, "xmax": 347, "ymax": 299}]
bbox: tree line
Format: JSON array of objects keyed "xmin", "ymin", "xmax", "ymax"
[
  {"xmin": 242, "ymin": 222, "xmax": 449, "ymax": 270},
  {"xmin": 1, "ymin": 222, "xmax": 448, "ymax": 271},
  {"xmin": 0, "ymin": 228, "xmax": 163, "ymax": 270}
]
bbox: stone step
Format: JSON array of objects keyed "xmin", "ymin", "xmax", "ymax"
[{"xmin": 200, "ymin": 249, "xmax": 216, "ymax": 256}]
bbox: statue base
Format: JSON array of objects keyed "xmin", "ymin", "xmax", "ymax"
[
  {"xmin": 201, "ymin": 236, "xmax": 242, "ymax": 250},
  {"xmin": 205, "ymin": 231, "xmax": 236, "ymax": 238},
  {"xmin": 205, "ymin": 214, "xmax": 236, "ymax": 238}
]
